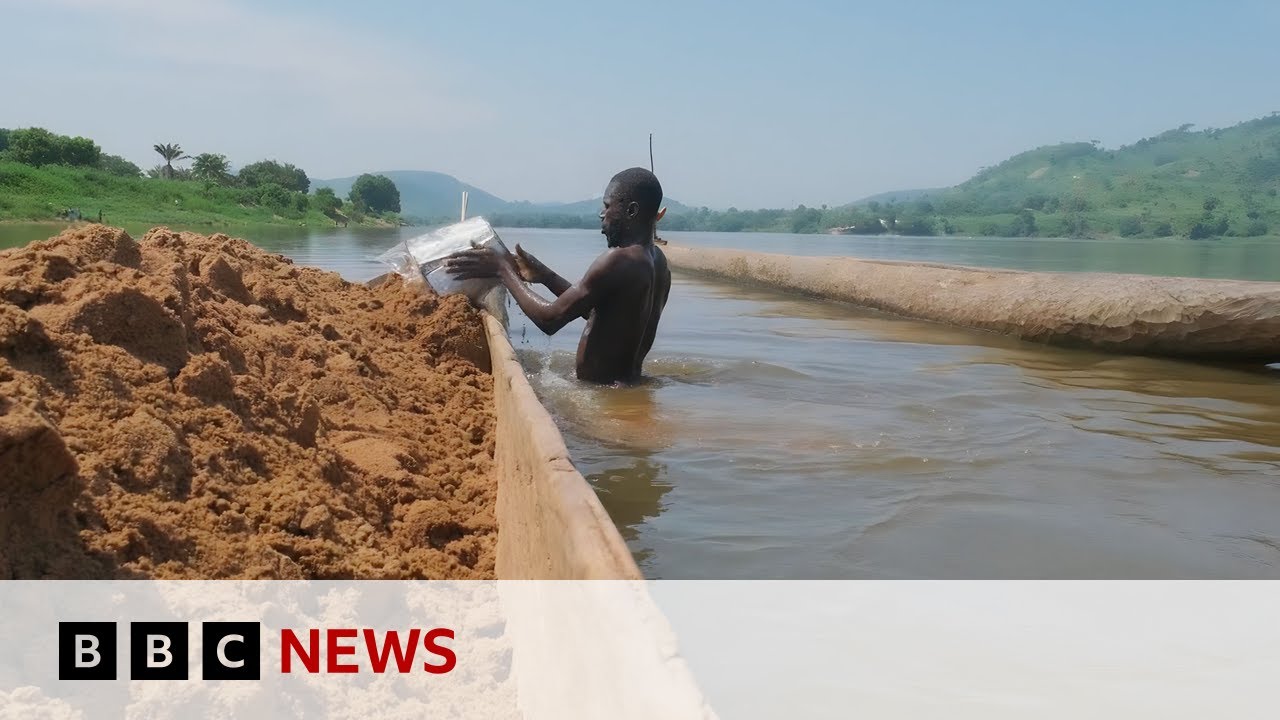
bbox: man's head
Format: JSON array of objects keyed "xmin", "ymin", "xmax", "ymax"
[{"xmin": 600, "ymin": 167, "xmax": 662, "ymax": 247}]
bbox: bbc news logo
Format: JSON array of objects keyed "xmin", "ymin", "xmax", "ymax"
[{"xmin": 57, "ymin": 622, "xmax": 456, "ymax": 681}]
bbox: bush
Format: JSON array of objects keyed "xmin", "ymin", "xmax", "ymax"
[
  {"xmin": 1117, "ymin": 216, "xmax": 1143, "ymax": 237},
  {"xmin": 235, "ymin": 187, "xmax": 258, "ymax": 206},
  {"xmin": 1188, "ymin": 216, "xmax": 1229, "ymax": 239},
  {"xmin": 1063, "ymin": 214, "xmax": 1089, "ymax": 237},
  {"xmin": 239, "ymin": 160, "xmax": 309, "ymax": 193},
  {"xmin": 1244, "ymin": 220, "xmax": 1269, "ymax": 237},
  {"xmin": 1152, "ymin": 221, "xmax": 1174, "ymax": 237},
  {"xmin": 312, "ymin": 186, "xmax": 342, "ymax": 215},
  {"xmin": 1008, "ymin": 209, "xmax": 1037, "ymax": 237},
  {"xmin": 99, "ymin": 154, "xmax": 142, "ymax": 177},
  {"xmin": 895, "ymin": 217, "xmax": 937, "ymax": 236},
  {"xmin": 257, "ymin": 182, "xmax": 292, "ymax": 209}
]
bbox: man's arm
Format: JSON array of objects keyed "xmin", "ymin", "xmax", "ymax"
[
  {"xmin": 499, "ymin": 252, "xmax": 623, "ymax": 335},
  {"xmin": 515, "ymin": 245, "xmax": 573, "ymax": 297},
  {"xmin": 513, "ymin": 245, "xmax": 589, "ymax": 320},
  {"xmin": 446, "ymin": 249, "xmax": 624, "ymax": 335}
]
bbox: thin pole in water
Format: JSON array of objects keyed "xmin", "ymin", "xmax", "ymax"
[
  {"xmin": 460, "ymin": 190, "xmax": 469, "ymax": 222},
  {"xmin": 649, "ymin": 133, "xmax": 654, "ymax": 173}
]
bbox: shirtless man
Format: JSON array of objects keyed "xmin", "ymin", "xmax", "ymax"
[{"xmin": 444, "ymin": 167, "xmax": 671, "ymax": 384}]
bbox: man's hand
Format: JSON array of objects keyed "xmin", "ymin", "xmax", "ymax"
[
  {"xmin": 443, "ymin": 247, "xmax": 512, "ymax": 280},
  {"xmin": 514, "ymin": 244, "xmax": 552, "ymax": 284}
]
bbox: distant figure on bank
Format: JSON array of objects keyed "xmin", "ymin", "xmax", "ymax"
[{"xmin": 444, "ymin": 167, "xmax": 671, "ymax": 385}]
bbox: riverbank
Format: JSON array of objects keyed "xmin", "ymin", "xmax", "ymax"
[{"xmin": 0, "ymin": 161, "xmax": 403, "ymax": 229}]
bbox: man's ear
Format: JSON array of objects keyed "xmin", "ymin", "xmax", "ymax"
[{"xmin": 627, "ymin": 201, "xmax": 640, "ymax": 218}]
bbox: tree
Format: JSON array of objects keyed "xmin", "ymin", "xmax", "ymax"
[
  {"xmin": 239, "ymin": 160, "xmax": 309, "ymax": 193},
  {"xmin": 7, "ymin": 128, "xmax": 59, "ymax": 165},
  {"xmin": 191, "ymin": 153, "xmax": 231, "ymax": 184},
  {"xmin": 348, "ymin": 173, "xmax": 400, "ymax": 213},
  {"xmin": 6, "ymin": 128, "xmax": 101, "ymax": 167},
  {"xmin": 1188, "ymin": 216, "xmax": 1229, "ymax": 240},
  {"xmin": 99, "ymin": 154, "xmax": 143, "ymax": 177},
  {"xmin": 0, "ymin": 127, "xmax": 8, "ymax": 153},
  {"xmin": 153, "ymin": 143, "xmax": 190, "ymax": 178},
  {"xmin": 1202, "ymin": 196, "xmax": 1220, "ymax": 214},
  {"xmin": 312, "ymin": 186, "xmax": 342, "ymax": 215},
  {"xmin": 60, "ymin": 136, "xmax": 101, "ymax": 167},
  {"xmin": 1008, "ymin": 209, "xmax": 1038, "ymax": 237},
  {"xmin": 789, "ymin": 205, "xmax": 822, "ymax": 234}
]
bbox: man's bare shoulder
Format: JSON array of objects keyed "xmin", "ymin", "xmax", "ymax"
[
  {"xmin": 589, "ymin": 245, "xmax": 653, "ymax": 272},
  {"xmin": 581, "ymin": 246, "xmax": 654, "ymax": 290}
]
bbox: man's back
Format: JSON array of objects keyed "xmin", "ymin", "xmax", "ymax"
[{"xmin": 633, "ymin": 245, "xmax": 670, "ymax": 378}]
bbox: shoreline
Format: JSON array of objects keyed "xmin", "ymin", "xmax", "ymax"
[{"xmin": 0, "ymin": 216, "xmax": 406, "ymax": 230}]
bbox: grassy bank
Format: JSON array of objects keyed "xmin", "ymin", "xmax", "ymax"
[{"xmin": 0, "ymin": 161, "xmax": 399, "ymax": 228}]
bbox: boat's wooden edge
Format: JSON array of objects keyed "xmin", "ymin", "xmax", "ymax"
[{"xmin": 482, "ymin": 313, "xmax": 643, "ymax": 580}]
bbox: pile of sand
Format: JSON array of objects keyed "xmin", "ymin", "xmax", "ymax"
[{"xmin": 0, "ymin": 225, "xmax": 497, "ymax": 579}]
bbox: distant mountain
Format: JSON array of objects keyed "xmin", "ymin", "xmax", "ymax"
[
  {"xmin": 504, "ymin": 196, "xmax": 696, "ymax": 216},
  {"xmin": 313, "ymin": 171, "xmax": 509, "ymax": 220},
  {"xmin": 314, "ymin": 170, "xmax": 693, "ymax": 221}
]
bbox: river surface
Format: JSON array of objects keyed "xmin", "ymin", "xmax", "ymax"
[{"xmin": 5, "ymin": 223, "xmax": 1280, "ymax": 577}]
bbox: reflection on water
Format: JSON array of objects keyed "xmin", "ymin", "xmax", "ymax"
[
  {"xmin": 9, "ymin": 222, "xmax": 1278, "ymax": 578},
  {"xmin": 578, "ymin": 453, "xmax": 672, "ymax": 570}
]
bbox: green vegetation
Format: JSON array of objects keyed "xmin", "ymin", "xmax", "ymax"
[
  {"xmin": 0, "ymin": 128, "xmax": 400, "ymax": 228},
  {"xmin": 493, "ymin": 113, "xmax": 1280, "ymax": 240},
  {"xmin": 238, "ymin": 160, "xmax": 310, "ymax": 193},
  {"xmin": 5, "ymin": 127, "xmax": 101, "ymax": 168},
  {"xmin": 191, "ymin": 153, "xmax": 231, "ymax": 184},
  {"xmin": 152, "ymin": 143, "xmax": 190, "ymax": 179},
  {"xmin": 11, "ymin": 112, "xmax": 1279, "ymax": 239},
  {"xmin": 348, "ymin": 173, "xmax": 401, "ymax": 214},
  {"xmin": 922, "ymin": 113, "xmax": 1280, "ymax": 239}
]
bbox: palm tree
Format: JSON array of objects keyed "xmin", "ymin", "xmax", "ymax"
[
  {"xmin": 153, "ymin": 143, "xmax": 190, "ymax": 179},
  {"xmin": 191, "ymin": 153, "xmax": 231, "ymax": 184}
]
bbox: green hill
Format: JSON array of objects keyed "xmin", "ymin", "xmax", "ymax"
[
  {"xmin": 931, "ymin": 114, "xmax": 1280, "ymax": 238},
  {"xmin": 664, "ymin": 112, "xmax": 1280, "ymax": 238}
]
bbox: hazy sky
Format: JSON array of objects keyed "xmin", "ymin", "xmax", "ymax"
[{"xmin": 3, "ymin": 0, "xmax": 1278, "ymax": 208}]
